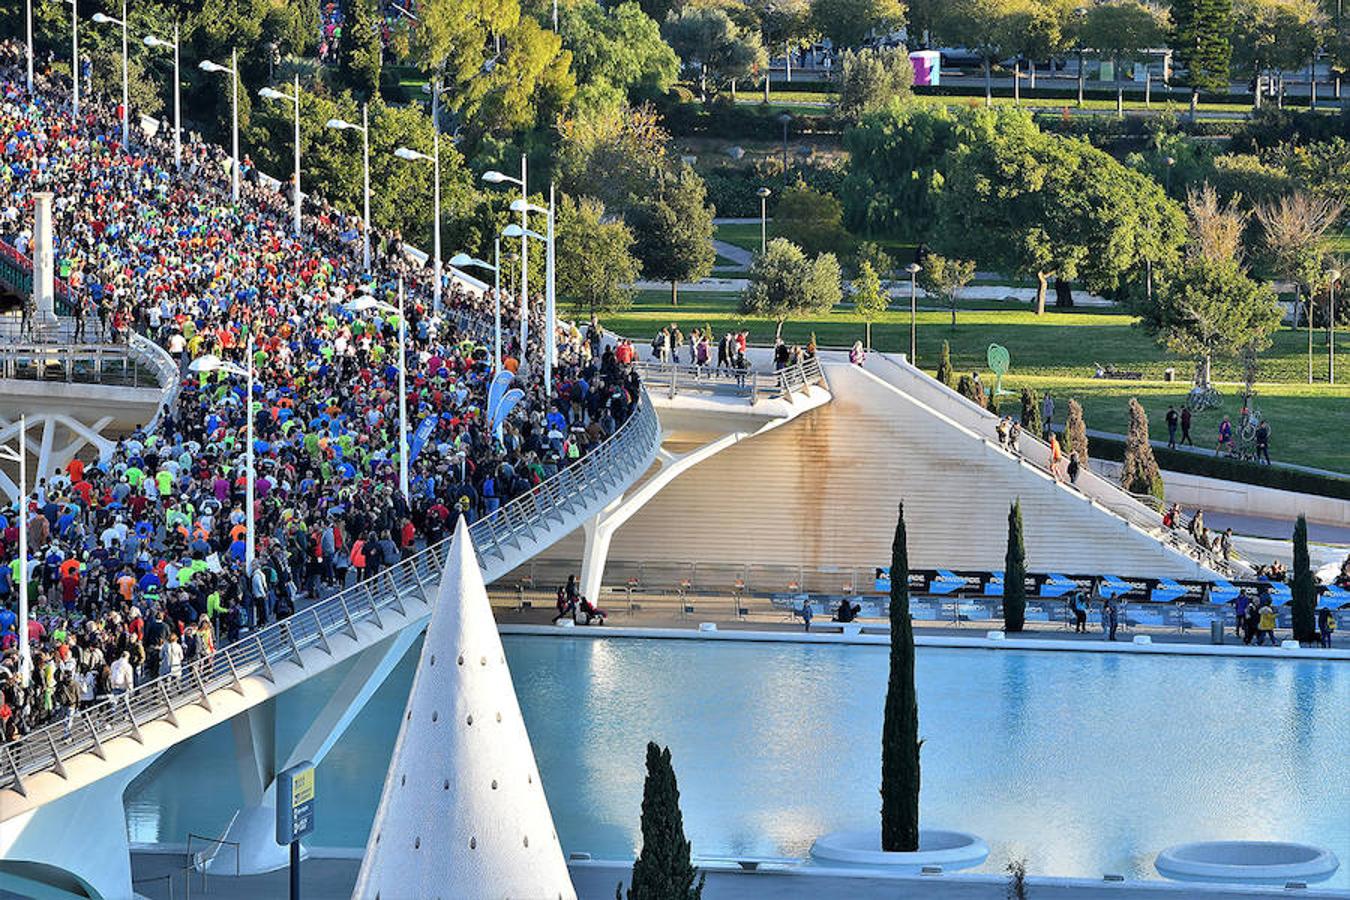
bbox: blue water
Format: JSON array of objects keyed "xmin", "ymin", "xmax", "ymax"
[{"xmin": 125, "ymin": 636, "xmax": 1350, "ymax": 886}]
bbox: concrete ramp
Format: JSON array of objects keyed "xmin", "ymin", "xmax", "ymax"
[{"xmin": 527, "ymin": 355, "xmax": 1222, "ymax": 582}]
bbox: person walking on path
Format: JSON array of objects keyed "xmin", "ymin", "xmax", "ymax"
[
  {"xmin": 1318, "ymin": 607, "xmax": 1336, "ymax": 648},
  {"xmin": 1215, "ymin": 416, "xmax": 1233, "ymax": 456},
  {"xmin": 1165, "ymin": 406, "xmax": 1179, "ymax": 449},
  {"xmin": 1256, "ymin": 596, "xmax": 1278, "ymax": 646},
  {"xmin": 1180, "ymin": 406, "xmax": 1193, "ymax": 446},
  {"xmin": 1041, "ymin": 393, "xmax": 1055, "ymax": 439}
]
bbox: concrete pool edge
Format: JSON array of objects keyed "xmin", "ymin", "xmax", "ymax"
[{"xmin": 497, "ymin": 623, "xmax": 1350, "ymax": 660}]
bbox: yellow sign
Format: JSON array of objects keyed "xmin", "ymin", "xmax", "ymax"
[{"xmin": 291, "ymin": 767, "xmax": 315, "ymax": 807}]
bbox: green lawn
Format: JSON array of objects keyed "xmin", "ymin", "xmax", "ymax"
[
  {"xmin": 607, "ymin": 290, "xmax": 1350, "ymax": 471},
  {"xmin": 713, "ymin": 223, "xmax": 765, "ymax": 253}
]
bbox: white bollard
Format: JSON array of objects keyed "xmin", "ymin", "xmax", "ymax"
[
  {"xmin": 698, "ymin": 622, "xmax": 718, "ymax": 632},
  {"xmin": 986, "ymin": 630, "xmax": 1006, "ymax": 641},
  {"xmin": 1132, "ymin": 635, "xmax": 1152, "ymax": 645}
]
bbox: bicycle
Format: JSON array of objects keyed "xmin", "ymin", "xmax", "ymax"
[{"xmin": 1185, "ymin": 383, "xmax": 1221, "ymax": 412}]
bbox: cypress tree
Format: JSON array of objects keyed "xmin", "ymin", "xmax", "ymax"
[
  {"xmin": 1170, "ymin": 0, "xmax": 1232, "ymax": 116},
  {"xmin": 936, "ymin": 341, "xmax": 954, "ymax": 387},
  {"xmin": 956, "ymin": 374, "xmax": 977, "ymax": 404},
  {"xmin": 1290, "ymin": 515, "xmax": 1317, "ymax": 644},
  {"xmin": 625, "ymin": 743, "xmax": 705, "ymax": 900},
  {"xmin": 881, "ymin": 503, "xmax": 921, "ymax": 853},
  {"xmin": 1064, "ymin": 398, "xmax": 1089, "ymax": 460},
  {"xmin": 1121, "ymin": 398, "xmax": 1164, "ymax": 501},
  {"xmin": 1019, "ymin": 387, "xmax": 1042, "ymax": 435},
  {"xmin": 1003, "ymin": 501, "xmax": 1027, "ymax": 633}
]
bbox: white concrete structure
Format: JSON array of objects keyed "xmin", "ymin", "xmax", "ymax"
[
  {"xmin": 810, "ymin": 829, "xmax": 989, "ymax": 872},
  {"xmin": 30, "ymin": 192, "xmax": 56, "ymax": 325},
  {"xmin": 1155, "ymin": 841, "xmax": 1340, "ymax": 884},
  {"xmin": 354, "ymin": 520, "xmax": 576, "ymax": 900}
]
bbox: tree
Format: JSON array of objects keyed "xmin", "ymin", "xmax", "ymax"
[
  {"xmin": 881, "ymin": 503, "xmax": 921, "ymax": 852},
  {"xmin": 1003, "ymin": 501, "xmax": 1027, "ymax": 632},
  {"xmin": 935, "ymin": 340, "xmax": 954, "ymax": 386},
  {"xmin": 741, "ymin": 238, "xmax": 842, "ymax": 340},
  {"xmin": 936, "ymin": 109, "xmax": 1187, "ymax": 315},
  {"xmin": 624, "ymin": 742, "xmax": 705, "ymax": 900},
  {"xmin": 556, "ymin": 195, "xmax": 640, "ymax": 319},
  {"xmin": 811, "ymin": 0, "xmax": 907, "ymax": 48},
  {"xmin": 837, "ymin": 47, "xmax": 915, "ymax": 123},
  {"xmin": 663, "ymin": 6, "xmax": 768, "ymax": 101},
  {"xmin": 918, "ymin": 254, "xmax": 976, "ymax": 329},
  {"xmin": 1170, "ymin": 0, "xmax": 1234, "ymax": 116},
  {"xmin": 1019, "ymin": 387, "xmax": 1042, "ymax": 434},
  {"xmin": 853, "ymin": 261, "xmax": 888, "ymax": 348},
  {"xmin": 1081, "ymin": 1, "xmax": 1167, "ymax": 115},
  {"xmin": 1121, "ymin": 398, "xmax": 1165, "ymax": 500},
  {"xmin": 771, "ymin": 182, "xmax": 849, "ymax": 255},
  {"xmin": 956, "ymin": 374, "xmax": 982, "ymax": 407},
  {"xmin": 1063, "ymin": 398, "xmax": 1088, "ymax": 459},
  {"xmin": 1185, "ymin": 184, "xmax": 1251, "ymax": 264},
  {"xmin": 1255, "ymin": 193, "xmax": 1345, "ymax": 375},
  {"xmin": 937, "ymin": 0, "xmax": 1034, "ymax": 105},
  {"xmin": 1290, "ymin": 514, "xmax": 1317, "ymax": 643},
  {"xmin": 629, "ymin": 165, "xmax": 717, "ymax": 306},
  {"xmin": 558, "ymin": 102, "xmax": 674, "ymax": 214},
  {"xmin": 1232, "ymin": 0, "xmax": 1323, "ymax": 106},
  {"xmin": 563, "ymin": 1, "xmax": 680, "ymax": 108},
  {"xmin": 338, "ymin": 0, "xmax": 381, "ymax": 99},
  {"xmin": 840, "ymin": 105, "xmax": 963, "ymax": 241}
]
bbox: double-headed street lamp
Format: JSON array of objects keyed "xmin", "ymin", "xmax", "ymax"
[
  {"xmin": 906, "ymin": 262, "xmax": 922, "ymax": 365},
  {"xmin": 198, "ymin": 51, "xmax": 239, "ymax": 202},
  {"xmin": 510, "ymin": 190, "xmax": 556, "ymax": 387},
  {"xmin": 143, "ymin": 26, "xmax": 180, "ymax": 168},
  {"xmin": 347, "ymin": 285, "xmax": 409, "ymax": 498},
  {"xmin": 91, "ymin": 2, "xmax": 128, "ymax": 146},
  {"xmin": 190, "ymin": 342, "xmax": 256, "ymax": 570},
  {"xmin": 394, "ymin": 141, "xmax": 442, "ymax": 313},
  {"xmin": 0, "ymin": 419, "xmax": 30, "ymax": 680},
  {"xmin": 259, "ymin": 77, "xmax": 303, "ymax": 235},
  {"xmin": 449, "ymin": 244, "xmax": 503, "ymax": 373},
  {"xmin": 326, "ymin": 107, "xmax": 372, "ymax": 271},
  {"xmin": 482, "ymin": 157, "xmax": 530, "ymax": 371}
]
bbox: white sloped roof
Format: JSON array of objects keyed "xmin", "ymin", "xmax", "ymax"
[{"xmin": 353, "ymin": 518, "xmax": 576, "ymax": 900}]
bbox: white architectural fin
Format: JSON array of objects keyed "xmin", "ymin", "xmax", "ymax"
[{"xmin": 352, "ymin": 517, "xmax": 576, "ymax": 900}]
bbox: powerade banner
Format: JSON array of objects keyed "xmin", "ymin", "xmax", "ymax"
[{"xmin": 408, "ymin": 415, "xmax": 437, "ymax": 465}]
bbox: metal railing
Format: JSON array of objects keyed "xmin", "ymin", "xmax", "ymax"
[
  {"xmin": 0, "ymin": 393, "xmax": 659, "ymax": 797},
  {"xmin": 0, "ymin": 342, "xmax": 156, "ymax": 387},
  {"xmin": 634, "ymin": 355, "xmax": 826, "ymax": 402}
]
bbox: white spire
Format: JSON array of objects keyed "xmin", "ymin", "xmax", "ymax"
[{"xmin": 353, "ymin": 518, "xmax": 576, "ymax": 900}]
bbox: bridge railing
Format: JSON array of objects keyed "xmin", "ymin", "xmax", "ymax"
[
  {"xmin": 0, "ymin": 391, "xmax": 658, "ymax": 798},
  {"xmin": 634, "ymin": 356, "xmax": 826, "ymax": 402}
]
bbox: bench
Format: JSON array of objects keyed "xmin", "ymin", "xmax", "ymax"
[{"xmin": 1093, "ymin": 363, "xmax": 1144, "ymax": 380}]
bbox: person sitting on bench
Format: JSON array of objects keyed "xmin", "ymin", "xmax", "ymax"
[{"xmin": 835, "ymin": 598, "xmax": 861, "ymax": 623}]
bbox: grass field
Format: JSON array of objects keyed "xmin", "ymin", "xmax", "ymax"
[{"xmin": 605, "ymin": 289, "xmax": 1350, "ymax": 471}]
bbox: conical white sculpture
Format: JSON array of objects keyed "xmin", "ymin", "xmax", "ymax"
[{"xmin": 353, "ymin": 518, "xmax": 577, "ymax": 900}]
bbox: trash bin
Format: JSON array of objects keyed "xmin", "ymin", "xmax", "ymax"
[
  {"xmin": 1210, "ymin": 619, "xmax": 1224, "ymax": 645},
  {"xmin": 1164, "ymin": 367, "xmax": 1176, "ymax": 382}
]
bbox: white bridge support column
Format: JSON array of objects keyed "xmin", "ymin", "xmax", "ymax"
[
  {"xmin": 0, "ymin": 752, "xmax": 161, "ymax": 900},
  {"xmin": 31, "ymin": 192, "xmax": 57, "ymax": 325},
  {"xmin": 579, "ymin": 430, "xmax": 762, "ymax": 604},
  {"xmin": 207, "ymin": 625, "xmax": 423, "ymax": 874}
]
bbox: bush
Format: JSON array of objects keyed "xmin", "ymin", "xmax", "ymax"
[{"xmin": 1087, "ymin": 438, "xmax": 1350, "ymax": 500}]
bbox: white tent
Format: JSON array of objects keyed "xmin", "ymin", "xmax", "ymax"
[{"xmin": 353, "ymin": 519, "xmax": 576, "ymax": 900}]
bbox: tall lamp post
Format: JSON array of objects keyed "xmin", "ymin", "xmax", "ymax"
[
  {"xmin": 68, "ymin": 0, "xmax": 79, "ymax": 117},
  {"xmin": 777, "ymin": 113, "xmax": 792, "ymax": 183},
  {"xmin": 326, "ymin": 107, "xmax": 371, "ymax": 271},
  {"xmin": 190, "ymin": 343, "xmax": 256, "ymax": 570},
  {"xmin": 483, "ymin": 158, "xmax": 530, "ymax": 372},
  {"xmin": 199, "ymin": 51, "xmax": 240, "ymax": 202},
  {"xmin": 510, "ymin": 191, "xmax": 556, "ymax": 386},
  {"xmin": 394, "ymin": 142, "xmax": 443, "ymax": 313},
  {"xmin": 756, "ymin": 186, "xmax": 771, "ymax": 254},
  {"xmin": 449, "ymin": 245, "xmax": 502, "ymax": 373},
  {"xmin": 259, "ymin": 77, "xmax": 303, "ymax": 235},
  {"xmin": 143, "ymin": 27, "xmax": 181, "ymax": 168},
  {"xmin": 347, "ymin": 286, "xmax": 409, "ymax": 498},
  {"xmin": 1330, "ymin": 267, "xmax": 1342, "ymax": 384},
  {"xmin": 91, "ymin": 2, "xmax": 128, "ymax": 146},
  {"xmin": 906, "ymin": 262, "xmax": 921, "ymax": 365},
  {"xmin": 0, "ymin": 419, "xmax": 30, "ymax": 680},
  {"xmin": 25, "ymin": 0, "xmax": 33, "ymax": 92}
]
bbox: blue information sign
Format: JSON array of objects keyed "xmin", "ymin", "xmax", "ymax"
[{"xmin": 276, "ymin": 761, "xmax": 316, "ymax": 845}]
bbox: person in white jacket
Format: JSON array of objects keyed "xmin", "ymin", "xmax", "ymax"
[
  {"xmin": 110, "ymin": 651, "xmax": 135, "ymax": 695},
  {"xmin": 159, "ymin": 632, "xmax": 184, "ymax": 679}
]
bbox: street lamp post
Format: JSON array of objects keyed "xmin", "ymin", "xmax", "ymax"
[
  {"xmin": 25, "ymin": 0, "xmax": 33, "ymax": 92},
  {"xmin": 190, "ymin": 342, "xmax": 255, "ymax": 570},
  {"xmin": 326, "ymin": 106, "xmax": 372, "ymax": 271},
  {"xmin": 143, "ymin": 26, "xmax": 180, "ymax": 168},
  {"xmin": 756, "ymin": 187, "xmax": 771, "ymax": 254},
  {"xmin": 92, "ymin": 1, "xmax": 128, "ymax": 146},
  {"xmin": 0, "ymin": 419, "xmax": 30, "ymax": 680},
  {"xmin": 394, "ymin": 137, "xmax": 443, "ymax": 313},
  {"xmin": 450, "ymin": 246, "xmax": 503, "ymax": 373},
  {"xmin": 509, "ymin": 193, "xmax": 556, "ymax": 386},
  {"xmin": 199, "ymin": 51, "xmax": 240, "ymax": 202},
  {"xmin": 503, "ymin": 219, "xmax": 553, "ymax": 384},
  {"xmin": 68, "ymin": 0, "xmax": 79, "ymax": 117},
  {"xmin": 906, "ymin": 262, "xmax": 921, "ymax": 364},
  {"xmin": 483, "ymin": 158, "xmax": 530, "ymax": 373},
  {"xmin": 347, "ymin": 286, "xmax": 410, "ymax": 498},
  {"xmin": 259, "ymin": 76, "xmax": 303, "ymax": 235},
  {"xmin": 777, "ymin": 113, "xmax": 791, "ymax": 183},
  {"xmin": 1330, "ymin": 268, "xmax": 1342, "ymax": 384}
]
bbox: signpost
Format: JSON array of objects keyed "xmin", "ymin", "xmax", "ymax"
[{"xmin": 276, "ymin": 760, "xmax": 316, "ymax": 900}]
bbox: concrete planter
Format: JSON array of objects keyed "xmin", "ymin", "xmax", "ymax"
[
  {"xmin": 810, "ymin": 829, "xmax": 988, "ymax": 872},
  {"xmin": 1156, "ymin": 841, "xmax": 1340, "ymax": 884}
]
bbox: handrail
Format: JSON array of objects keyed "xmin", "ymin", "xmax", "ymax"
[
  {"xmin": 128, "ymin": 332, "xmax": 183, "ymax": 434},
  {"xmin": 633, "ymin": 356, "xmax": 826, "ymax": 401},
  {"xmin": 0, "ymin": 384, "xmax": 659, "ymax": 798}
]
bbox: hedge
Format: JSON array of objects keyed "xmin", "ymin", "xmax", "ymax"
[{"xmin": 1088, "ymin": 436, "xmax": 1350, "ymax": 501}]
